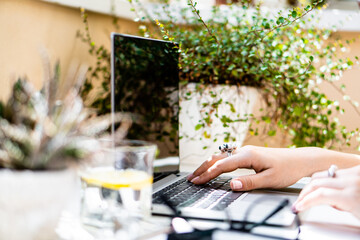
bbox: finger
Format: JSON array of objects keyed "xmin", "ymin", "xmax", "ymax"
[
  {"xmin": 191, "ymin": 154, "xmax": 246, "ymax": 184},
  {"xmin": 294, "ymin": 188, "xmax": 347, "ymax": 212},
  {"xmin": 335, "ymin": 165, "xmax": 360, "ymax": 177},
  {"xmin": 311, "ymin": 170, "xmax": 329, "ymax": 179},
  {"xmin": 187, "ymin": 152, "xmax": 227, "ymax": 181},
  {"xmin": 311, "ymin": 167, "xmax": 339, "ymax": 179},
  {"xmin": 294, "ymin": 178, "xmax": 349, "ymax": 206},
  {"xmin": 230, "ymin": 171, "xmax": 271, "ymax": 191}
]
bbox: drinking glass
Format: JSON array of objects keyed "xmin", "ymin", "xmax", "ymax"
[{"xmin": 79, "ymin": 140, "xmax": 157, "ymax": 233}]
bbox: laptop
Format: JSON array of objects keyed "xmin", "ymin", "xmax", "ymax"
[{"xmin": 110, "ymin": 33, "xmax": 298, "ymax": 226}]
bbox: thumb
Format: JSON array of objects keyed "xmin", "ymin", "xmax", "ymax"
[{"xmin": 230, "ymin": 173, "xmax": 268, "ymax": 191}]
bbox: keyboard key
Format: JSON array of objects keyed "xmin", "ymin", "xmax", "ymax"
[
  {"xmin": 211, "ymin": 202, "xmax": 228, "ymax": 211},
  {"xmin": 227, "ymin": 191, "xmax": 244, "ymax": 201},
  {"xmin": 210, "ymin": 191, "xmax": 244, "ymax": 210},
  {"xmin": 198, "ymin": 200, "xmax": 213, "ymax": 209}
]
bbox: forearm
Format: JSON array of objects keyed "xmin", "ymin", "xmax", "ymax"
[
  {"xmin": 189, "ymin": 145, "xmax": 360, "ymax": 189},
  {"xmin": 295, "ymin": 147, "xmax": 360, "ymax": 176},
  {"xmin": 252, "ymin": 146, "xmax": 360, "ymax": 178}
]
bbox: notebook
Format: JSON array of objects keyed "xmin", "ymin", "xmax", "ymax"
[{"xmin": 110, "ymin": 33, "xmax": 297, "ymax": 226}]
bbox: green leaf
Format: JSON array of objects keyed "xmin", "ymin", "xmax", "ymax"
[
  {"xmin": 268, "ymin": 130, "xmax": 276, "ymax": 136},
  {"xmin": 195, "ymin": 124, "xmax": 203, "ymax": 131},
  {"xmin": 203, "ymin": 131, "xmax": 211, "ymax": 139},
  {"xmin": 261, "ymin": 116, "xmax": 271, "ymax": 124},
  {"xmin": 278, "ymin": 17, "xmax": 285, "ymax": 24},
  {"xmin": 229, "ymin": 103, "xmax": 236, "ymax": 113}
]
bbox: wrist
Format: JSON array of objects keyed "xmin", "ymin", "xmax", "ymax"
[{"xmin": 298, "ymin": 148, "xmax": 360, "ymax": 177}]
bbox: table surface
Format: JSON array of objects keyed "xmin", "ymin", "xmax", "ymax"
[{"xmin": 57, "ymin": 161, "xmax": 360, "ymax": 240}]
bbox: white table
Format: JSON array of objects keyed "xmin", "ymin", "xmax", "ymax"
[{"xmin": 57, "ymin": 163, "xmax": 360, "ymax": 239}]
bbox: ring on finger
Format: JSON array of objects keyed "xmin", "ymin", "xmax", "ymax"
[
  {"xmin": 327, "ymin": 164, "xmax": 338, "ymax": 178},
  {"xmin": 219, "ymin": 143, "xmax": 238, "ymax": 157}
]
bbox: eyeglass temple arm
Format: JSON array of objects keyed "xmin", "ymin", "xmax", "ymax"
[{"xmin": 246, "ymin": 199, "xmax": 290, "ymax": 231}]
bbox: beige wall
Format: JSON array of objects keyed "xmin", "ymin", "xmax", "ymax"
[
  {"xmin": 0, "ymin": 0, "xmax": 138, "ymax": 100},
  {"xmin": 1, "ymin": 0, "xmax": 359, "ymax": 151}
]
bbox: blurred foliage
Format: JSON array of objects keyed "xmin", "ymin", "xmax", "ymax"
[
  {"xmin": 0, "ymin": 60, "xmax": 129, "ymax": 170},
  {"xmin": 78, "ymin": 0, "xmax": 360, "ymax": 150},
  {"xmin": 77, "ymin": 8, "xmax": 112, "ymax": 116}
]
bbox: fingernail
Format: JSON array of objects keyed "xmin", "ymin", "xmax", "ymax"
[
  {"xmin": 191, "ymin": 176, "xmax": 200, "ymax": 184},
  {"xmin": 187, "ymin": 174, "xmax": 194, "ymax": 181},
  {"xmin": 291, "ymin": 205, "xmax": 298, "ymax": 214},
  {"xmin": 231, "ymin": 180, "xmax": 243, "ymax": 190}
]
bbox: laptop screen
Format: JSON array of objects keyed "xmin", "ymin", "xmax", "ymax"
[{"xmin": 111, "ymin": 33, "xmax": 180, "ymax": 174}]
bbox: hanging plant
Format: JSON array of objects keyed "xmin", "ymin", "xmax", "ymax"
[{"xmin": 78, "ymin": 0, "xmax": 360, "ymax": 151}]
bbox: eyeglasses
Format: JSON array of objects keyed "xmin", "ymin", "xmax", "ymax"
[
  {"xmin": 162, "ymin": 194, "xmax": 301, "ymax": 240},
  {"xmin": 228, "ymin": 197, "xmax": 301, "ymax": 240}
]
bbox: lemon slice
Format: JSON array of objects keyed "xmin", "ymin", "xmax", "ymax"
[{"xmin": 81, "ymin": 168, "xmax": 153, "ymax": 190}]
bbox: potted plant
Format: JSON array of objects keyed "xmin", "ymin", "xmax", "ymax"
[
  {"xmin": 78, "ymin": 0, "xmax": 359, "ymax": 162},
  {"xmin": 0, "ymin": 61, "xmax": 128, "ymax": 240},
  {"xmin": 150, "ymin": 0, "xmax": 360, "ymax": 157}
]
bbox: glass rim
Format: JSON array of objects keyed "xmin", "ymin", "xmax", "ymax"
[{"xmin": 113, "ymin": 139, "xmax": 157, "ymax": 149}]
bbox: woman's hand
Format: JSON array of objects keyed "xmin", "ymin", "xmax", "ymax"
[
  {"xmin": 293, "ymin": 165, "xmax": 360, "ymax": 219},
  {"xmin": 187, "ymin": 145, "xmax": 309, "ymax": 191},
  {"xmin": 187, "ymin": 145, "xmax": 360, "ymax": 192}
]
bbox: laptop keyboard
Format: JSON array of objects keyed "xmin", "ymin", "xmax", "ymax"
[{"xmin": 152, "ymin": 176, "xmax": 244, "ymax": 211}]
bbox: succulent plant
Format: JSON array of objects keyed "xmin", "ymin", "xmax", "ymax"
[{"xmin": 0, "ymin": 61, "xmax": 129, "ymax": 170}]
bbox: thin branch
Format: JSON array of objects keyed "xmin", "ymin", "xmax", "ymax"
[
  {"xmin": 188, "ymin": 0, "xmax": 220, "ymax": 45},
  {"xmin": 251, "ymin": 5, "xmax": 316, "ymax": 35}
]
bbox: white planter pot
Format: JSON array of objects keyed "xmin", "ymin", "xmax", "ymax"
[
  {"xmin": 180, "ymin": 83, "xmax": 258, "ymax": 164},
  {"xmin": 0, "ymin": 169, "xmax": 78, "ymax": 240}
]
